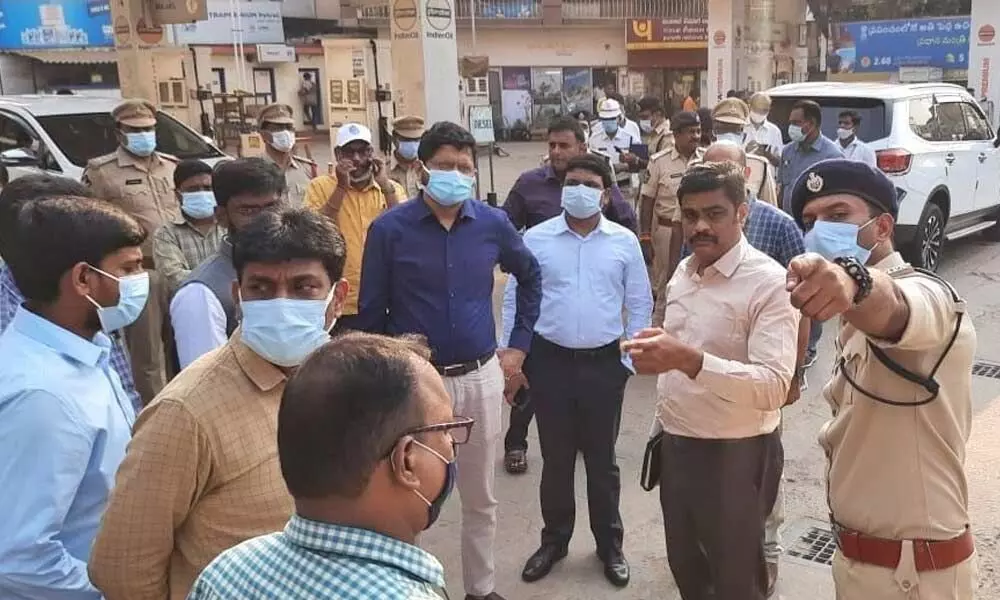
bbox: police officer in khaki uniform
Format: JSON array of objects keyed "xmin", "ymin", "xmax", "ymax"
[
  {"xmin": 711, "ymin": 98, "xmax": 779, "ymax": 207},
  {"xmin": 640, "ymin": 111, "xmax": 702, "ymax": 326},
  {"xmin": 257, "ymin": 103, "xmax": 316, "ymax": 206},
  {"xmin": 389, "ymin": 115, "xmax": 425, "ymax": 199},
  {"xmin": 637, "ymin": 96, "xmax": 672, "ymax": 156},
  {"xmin": 787, "ymin": 159, "xmax": 976, "ymax": 599},
  {"xmin": 83, "ymin": 98, "xmax": 177, "ymax": 403}
]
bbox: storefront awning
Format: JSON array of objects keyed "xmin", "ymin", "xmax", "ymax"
[{"xmin": 8, "ymin": 49, "xmax": 118, "ymax": 65}]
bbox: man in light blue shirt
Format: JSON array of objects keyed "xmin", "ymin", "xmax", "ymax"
[
  {"xmin": 0, "ymin": 196, "xmax": 147, "ymax": 599},
  {"xmin": 502, "ymin": 154, "xmax": 651, "ymax": 589}
]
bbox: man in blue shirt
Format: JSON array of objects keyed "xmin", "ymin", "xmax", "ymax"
[
  {"xmin": 0, "ymin": 174, "xmax": 142, "ymax": 411},
  {"xmin": 358, "ymin": 121, "xmax": 542, "ymax": 600},
  {"xmin": 0, "ymin": 196, "xmax": 147, "ymax": 599},
  {"xmin": 777, "ymin": 100, "xmax": 843, "ymax": 367},
  {"xmin": 500, "ymin": 115, "xmax": 637, "ymax": 475},
  {"xmin": 189, "ymin": 333, "xmax": 461, "ymax": 600},
  {"xmin": 503, "ymin": 154, "xmax": 651, "ymax": 588}
]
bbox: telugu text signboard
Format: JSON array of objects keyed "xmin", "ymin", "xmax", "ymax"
[
  {"xmin": 830, "ymin": 16, "xmax": 971, "ymax": 74},
  {"xmin": 0, "ymin": 0, "xmax": 113, "ymax": 49},
  {"xmin": 627, "ymin": 17, "xmax": 709, "ymax": 50}
]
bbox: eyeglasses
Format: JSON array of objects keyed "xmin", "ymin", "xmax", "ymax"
[{"xmin": 383, "ymin": 416, "xmax": 476, "ymax": 457}]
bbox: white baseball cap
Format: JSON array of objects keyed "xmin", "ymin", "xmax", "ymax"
[
  {"xmin": 336, "ymin": 123, "xmax": 373, "ymax": 148},
  {"xmin": 597, "ymin": 98, "xmax": 623, "ymax": 119}
]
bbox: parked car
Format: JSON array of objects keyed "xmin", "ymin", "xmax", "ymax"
[
  {"xmin": 0, "ymin": 94, "xmax": 227, "ymax": 184},
  {"xmin": 767, "ymin": 82, "xmax": 1000, "ymax": 271}
]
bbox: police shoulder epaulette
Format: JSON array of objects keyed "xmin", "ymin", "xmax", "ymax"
[{"xmin": 87, "ymin": 153, "xmax": 117, "ymax": 168}]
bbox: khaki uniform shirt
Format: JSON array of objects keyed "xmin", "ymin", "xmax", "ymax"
[
  {"xmin": 389, "ymin": 159, "xmax": 422, "ymax": 199},
  {"xmin": 88, "ymin": 330, "xmax": 293, "ymax": 600},
  {"xmin": 83, "ymin": 148, "xmax": 179, "ymax": 259},
  {"xmin": 642, "ymin": 146, "xmax": 700, "ymax": 222},
  {"xmin": 262, "ymin": 152, "xmax": 315, "ymax": 207},
  {"xmin": 746, "ymin": 153, "xmax": 779, "ymax": 207},
  {"xmin": 152, "ymin": 218, "xmax": 226, "ymax": 295},
  {"xmin": 656, "ymin": 236, "xmax": 799, "ymax": 439},
  {"xmin": 644, "ymin": 120, "xmax": 673, "ymax": 157},
  {"xmin": 820, "ymin": 252, "xmax": 974, "ymax": 541}
]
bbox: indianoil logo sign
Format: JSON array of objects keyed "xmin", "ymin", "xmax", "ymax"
[{"xmin": 978, "ymin": 24, "xmax": 996, "ymax": 45}]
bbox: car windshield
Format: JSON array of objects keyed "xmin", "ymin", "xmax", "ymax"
[
  {"xmin": 768, "ymin": 96, "xmax": 890, "ymax": 144},
  {"xmin": 35, "ymin": 112, "xmax": 224, "ymax": 168}
]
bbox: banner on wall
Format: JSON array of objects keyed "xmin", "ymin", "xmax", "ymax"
[
  {"xmin": 627, "ymin": 17, "xmax": 709, "ymax": 50},
  {"xmin": 970, "ymin": 1, "xmax": 999, "ymax": 126},
  {"xmin": 562, "ymin": 67, "xmax": 592, "ymax": 115},
  {"xmin": 173, "ymin": 0, "xmax": 284, "ymax": 45},
  {"xmin": 0, "ymin": 0, "xmax": 113, "ymax": 49},
  {"xmin": 829, "ymin": 17, "xmax": 971, "ymax": 74}
]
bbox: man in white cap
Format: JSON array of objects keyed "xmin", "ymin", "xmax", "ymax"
[
  {"xmin": 589, "ymin": 98, "xmax": 641, "ymax": 199},
  {"xmin": 303, "ymin": 123, "xmax": 404, "ymax": 332}
]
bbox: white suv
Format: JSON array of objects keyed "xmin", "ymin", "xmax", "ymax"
[
  {"xmin": 0, "ymin": 94, "xmax": 227, "ymax": 183},
  {"xmin": 767, "ymin": 82, "xmax": 1000, "ymax": 271}
]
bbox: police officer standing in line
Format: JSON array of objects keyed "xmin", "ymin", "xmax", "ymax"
[
  {"xmin": 83, "ymin": 98, "xmax": 176, "ymax": 403},
  {"xmin": 787, "ymin": 159, "xmax": 977, "ymax": 598},
  {"xmin": 257, "ymin": 103, "xmax": 317, "ymax": 206},
  {"xmin": 389, "ymin": 115, "xmax": 426, "ymax": 199},
  {"xmin": 711, "ymin": 98, "xmax": 779, "ymax": 208}
]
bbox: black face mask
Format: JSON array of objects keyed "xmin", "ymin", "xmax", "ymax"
[{"xmin": 411, "ymin": 440, "xmax": 457, "ymax": 529}]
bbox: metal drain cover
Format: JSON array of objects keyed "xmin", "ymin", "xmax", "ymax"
[
  {"xmin": 972, "ymin": 361, "xmax": 1000, "ymax": 380},
  {"xmin": 782, "ymin": 517, "xmax": 835, "ymax": 569}
]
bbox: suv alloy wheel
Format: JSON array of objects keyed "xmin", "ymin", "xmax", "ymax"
[{"xmin": 907, "ymin": 202, "xmax": 944, "ymax": 272}]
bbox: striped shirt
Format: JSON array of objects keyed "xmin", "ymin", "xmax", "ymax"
[
  {"xmin": 187, "ymin": 515, "xmax": 447, "ymax": 600},
  {"xmin": 0, "ymin": 263, "xmax": 142, "ymax": 411}
]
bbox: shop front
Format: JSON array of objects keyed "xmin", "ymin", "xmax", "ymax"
[{"xmin": 626, "ymin": 18, "xmax": 709, "ymax": 116}]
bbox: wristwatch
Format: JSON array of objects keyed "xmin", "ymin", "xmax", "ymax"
[{"xmin": 832, "ymin": 256, "xmax": 873, "ymax": 306}]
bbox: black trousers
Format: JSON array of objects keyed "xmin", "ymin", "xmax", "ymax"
[
  {"xmin": 660, "ymin": 430, "xmax": 783, "ymax": 600},
  {"xmin": 525, "ymin": 336, "xmax": 629, "ymax": 556},
  {"xmin": 504, "ymin": 394, "xmax": 534, "ymax": 452}
]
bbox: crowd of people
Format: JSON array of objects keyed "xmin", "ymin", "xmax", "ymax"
[{"xmin": 0, "ymin": 92, "xmax": 978, "ymax": 600}]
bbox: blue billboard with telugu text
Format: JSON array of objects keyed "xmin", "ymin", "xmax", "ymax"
[
  {"xmin": 830, "ymin": 16, "xmax": 971, "ymax": 74},
  {"xmin": 0, "ymin": 0, "xmax": 113, "ymax": 49}
]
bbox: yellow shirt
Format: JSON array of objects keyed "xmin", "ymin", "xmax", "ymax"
[{"xmin": 303, "ymin": 175, "xmax": 405, "ymax": 314}]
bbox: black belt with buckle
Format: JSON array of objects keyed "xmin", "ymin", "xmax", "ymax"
[
  {"xmin": 434, "ymin": 350, "xmax": 496, "ymax": 378},
  {"xmin": 536, "ymin": 336, "xmax": 620, "ymax": 359}
]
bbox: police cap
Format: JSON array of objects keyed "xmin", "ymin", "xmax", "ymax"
[
  {"xmin": 112, "ymin": 99, "xmax": 157, "ymax": 127},
  {"xmin": 790, "ymin": 158, "xmax": 899, "ymax": 228},
  {"xmin": 670, "ymin": 111, "xmax": 700, "ymax": 132},
  {"xmin": 258, "ymin": 103, "xmax": 295, "ymax": 125}
]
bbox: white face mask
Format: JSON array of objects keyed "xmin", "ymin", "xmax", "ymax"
[
  {"xmin": 837, "ymin": 127, "xmax": 855, "ymax": 140},
  {"xmin": 269, "ymin": 130, "xmax": 295, "ymax": 152},
  {"xmin": 749, "ymin": 112, "xmax": 767, "ymax": 125}
]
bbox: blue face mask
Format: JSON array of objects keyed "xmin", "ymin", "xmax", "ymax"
[
  {"xmin": 424, "ymin": 169, "xmax": 475, "ymax": 207},
  {"xmin": 124, "ymin": 131, "xmax": 156, "ymax": 157},
  {"xmin": 639, "ymin": 119, "xmax": 653, "ymax": 133},
  {"xmin": 804, "ymin": 218, "xmax": 877, "ymax": 264},
  {"xmin": 410, "ymin": 440, "xmax": 457, "ymax": 530},
  {"xmin": 86, "ymin": 267, "xmax": 150, "ymax": 333},
  {"xmin": 239, "ymin": 286, "xmax": 337, "ymax": 367},
  {"xmin": 601, "ymin": 119, "xmax": 619, "ymax": 136},
  {"xmin": 788, "ymin": 124, "xmax": 806, "ymax": 143},
  {"xmin": 180, "ymin": 191, "xmax": 217, "ymax": 220},
  {"xmin": 398, "ymin": 140, "xmax": 420, "ymax": 160},
  {"xmin": 561, "ymin": 184, "xmax": 603, "ymax": 219}
]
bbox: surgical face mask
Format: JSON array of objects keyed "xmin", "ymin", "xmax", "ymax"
[
  {"xmin": 561, "ymin": 184, "xmax": 603, "ymax": 219},
  {"xmin": 601, "ymin": 119, "xmax": 619, "ymax": 136},
  {"xmin": 398, "ymin": 140, "xmax": 420, "ymax": 160},
  {"xmin": 804, "ymin": 218, "xmax": 878, "ymax": 264},
  {"xmin": 788, "ymin": 124, "xmax": 806, "ymax": 143},
  {"xmin": 124, "ymin": 131, "xmax": 156, "ymax": 157},
  {"xmin": 85, "ymin": 267, "xmax": 150, "ymax": 333},
  {"xmin": 239, "ymin": 285, "xmax": 337, "ymax": 367},
  {"xmin": 717, "ymin": 132, "xmax": 744, "ymax": 146},
  {"xmin": 424, "ymin": 169, "xmax": 475, "ymax": 207},
  {"xmin": 180, "ymin": 191, "xmax": 217, "ymax": 220},
  {"xmin": 749, "ymin": 111, "xmax": 767, "ymax": 125},
  {"xmin": 410, "ymin": 440, "xmax": 457, "ymax": 530},
  {"xmin": 837, "ymin": 127, "xmax": 855, "ymax": 140},
  {"xmin": 269, "ymin": 130, "xmax": 296, "ymax": 152},
  {"xmin": 639, "ymin": 119, "xmax": 653, "ymax": 133}
]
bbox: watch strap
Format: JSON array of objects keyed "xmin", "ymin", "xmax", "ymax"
[{"xmin": 832, "ymin": 256, "xmax": 873, "ymax": 305}]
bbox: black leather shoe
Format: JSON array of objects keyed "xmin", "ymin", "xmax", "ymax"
[
  {"xmin": 521, "ymin": 544, "xmax": 568, "ymax": 583},
  {"xmin": 602, "ymin": 550, "xmax": 630, "ymax": 588},
  {"xmin": 464, "ymin": 594, "xmax": 506, "ymax": 600}
]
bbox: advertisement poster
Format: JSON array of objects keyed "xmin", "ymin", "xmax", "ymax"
[
  {"xmin": 970, "ymin": 0, "xmax": 999, "ymax": 126},
  {"xmin": 502, "ymin": 67, "xmax": 531, "ymax": 91},
  {"xmin": 0, "ymin": 0, "xmax": 113, "ymax": 49},
  {"xmin": 830, "ymin": 17, "xmax": 971, "ymax": 74},
  {"xmin": 173, "ymin": 0, "xmax": 284, "ymax": 45},
  {"xmin": 562, "ymin": 67, "xmax": 592, "ymax": 115}
]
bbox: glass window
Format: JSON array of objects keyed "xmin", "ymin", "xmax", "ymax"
[
  {"xmin": 0, "ymin": 114, "xmax": 35, "ymax": 153},
  {"xmin": 960, "ymin": 103, "xmax": 991, "ymax": 141},
  {"xmin": 908, "ymin": 97, "xmax": 938, "ymax": 141},
  {"xmin": 36, "ymin": 112, "xmax": 224, "ymax": 168},
  {"xmin": 769, "ymin": 96, "xmax": 889, "ymax": 143},
  {"xmin": 934, "ymin": 102, "xmax": 968, "ymax": 142}
]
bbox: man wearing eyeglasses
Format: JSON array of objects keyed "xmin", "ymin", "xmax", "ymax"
[
  {"xmin": 188, "ymin": 332, "xmax": 472, "ymax": 599},
  {"xmin": 90, "ymin": 209, "xmax": 349, "ymax": 600},
  {"xmin": 503, "ymin": 153, "xmax": 651, "ymax": 588},
  {"xmin": 169, "ymin": 158, "xmax": 285, "ymax": 369}
]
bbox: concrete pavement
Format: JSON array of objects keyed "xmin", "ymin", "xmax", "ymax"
[{"xmin": 310, "ymin": 137, "xmax": 1000, "ymax": 598}]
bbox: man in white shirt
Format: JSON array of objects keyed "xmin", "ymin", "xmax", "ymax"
[
  {"xmin": 589, "ymin": 98, "xmax": 640, "ymax": 201},
  {"xmin": 745, "ymin": 93, "xmax": 784, "ymax": 167},
  {"xmin": 837, "ymin": 110, "xmax": 878, "ymax": 167},
  {"xmin": 169, "ymin": 158, "xmax": 283, "ymax": 369},
  {"xmin": 622, "ymin": 161, "xmax": 799, "ymax": 600}
]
